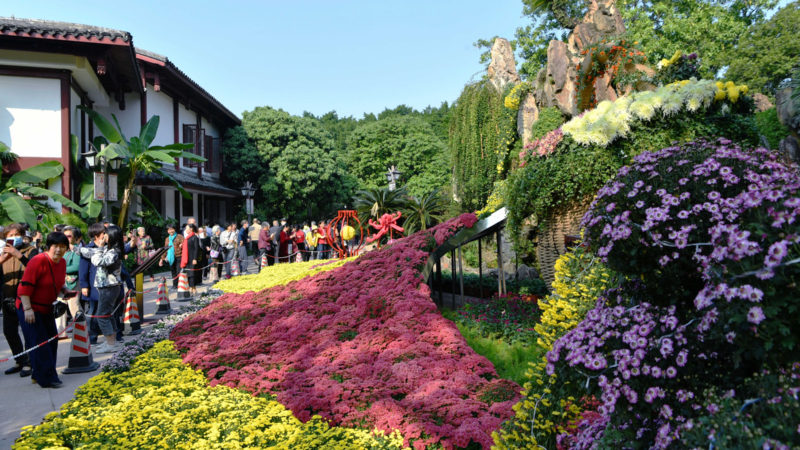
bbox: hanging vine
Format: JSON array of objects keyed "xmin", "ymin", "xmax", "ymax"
[{"xmin": 449, "ymin": 80, "xmax": 520, "ymax": 212}]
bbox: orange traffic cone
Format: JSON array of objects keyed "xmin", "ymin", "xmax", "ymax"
[
  {"xmin": 123, "ymin": 290, "xmax": 142, "ymax": 335},
  {"xmin": 155, "ymin": 277, "xmax": 172, "ymax": 314},
  {"xmin": 63, "ymin": 313, "xmax": 99, "ymax": 374},
  {"xmin": 231, "ymin": 257, "xmax": 240, "ymax": 277},
  {"xmin": 177, "ymin": 271, "xmax": 192, "ymax": 302}
]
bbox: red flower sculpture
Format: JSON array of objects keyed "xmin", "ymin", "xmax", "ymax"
[{"xmin": 367, "ymin": 211, "xmax": 404, "ymax": 245}]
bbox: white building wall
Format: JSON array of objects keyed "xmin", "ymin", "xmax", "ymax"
[
  {"xmin": 93, "ymin": 92, "xmax": 141, "ymax": 141},
  {"xmin": 0, "ymin": 75, "xmax": 61, "ymax": 158},
  {"xmin": 147, "ymin": 85, "xmax": 174, "ymax": 147}
]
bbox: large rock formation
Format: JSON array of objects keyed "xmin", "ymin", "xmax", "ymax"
[
  {"xmin": 517, "ymin": 92, "xmax": 539, "ymax": 146},
  {"xmin": 487, "ymin": 38, "xmax": 520, "ymax": 92}
]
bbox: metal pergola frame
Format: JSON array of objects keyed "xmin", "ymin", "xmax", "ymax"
[{"xmin": 423, "ymin": 207, "xmax": 508, "ymax": 309}]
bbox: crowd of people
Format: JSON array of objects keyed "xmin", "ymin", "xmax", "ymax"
[{"xmin": 0, "ymin": 215, "xmax": 363, "ymax": 389}]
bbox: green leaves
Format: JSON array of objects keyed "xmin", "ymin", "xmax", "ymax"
[
  {"xmin": 0, "ymin": 192, "xmax": 36, "ymax": 225},
  {"xmin": 346, "ymin": 115, "xmax": 449, "ymax": 199},
  {"xmin": 79, "ymin": 106, "xmax": 124, "ymax": 143},
  {"xmin": 7, "ymin": 160, "xmax": 63, "ymax": 187}
]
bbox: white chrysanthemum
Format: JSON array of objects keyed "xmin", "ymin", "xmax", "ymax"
[
  {"xmin": 686, "ymin": 97, "xmax": 701, "ymax": 112},
  {"xmin": 661, "ymin": 92, "xmax": 684, "ymax": 116},
  {"xmin": 595, "ymin": 100, "xmax": 614, "ymax": 116},
  {"xmin": 630, "ymin": 96, "xmax": 657, "ymax": 120},
  {"xmin": 586, "ymin": 117, "xmax": 614, "ymax": 146}
]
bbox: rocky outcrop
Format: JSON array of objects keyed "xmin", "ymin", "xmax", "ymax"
[
  {"xmin": 517, "ymin": 92, "xmax": 539, "ymax": 146},
  {"xmin": 777, "ymin": 86, "xmax": 799, "ymax": 133},
  {"xmin": 488, "ymin": 38, "xmax": 520, "ymax": 92},
  {"xmin": 752, "ymin": 93, "xmax": 774, "ymax": 112},
  {"xmin": 537, "ymin": 0, "xmax": 628, "ymax": 117}
]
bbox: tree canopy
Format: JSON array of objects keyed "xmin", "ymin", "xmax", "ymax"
[
  {"xmin": 223, "ymin": 106, "xmax": 355, "ymax": 221},
  {"xmin": 725, "ymin": 1, "xmax": 800, "ymax": 95},
  {"xmin": 345, "ymin": 115, "xmax": 449, "ymax": 198}
]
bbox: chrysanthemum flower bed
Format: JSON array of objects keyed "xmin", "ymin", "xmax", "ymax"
[
  {"xmin": 543, "ymin": 139, "xmax": 800, "ymax": 448},
  {"xmin": 172, "ymin": 214, "xmax": 521, "ymax": 449},
  {"xmin": 214, "ymin": 257, "xmax": 355, "ymax": 294},
  {"xmin": 15, "ymin": 341, "xmax": 405, "ymax": 449}
]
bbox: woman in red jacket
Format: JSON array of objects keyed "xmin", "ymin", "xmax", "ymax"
[{"xmin": 17, "ymin": 232, "xmax": 70, "ymax": 388}]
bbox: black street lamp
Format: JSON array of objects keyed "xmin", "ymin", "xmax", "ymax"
[
  {"xmin": 386, "ymin": 165, "xmax": 402, "ymax": 191},
  {"xmin": 82, "ymin": 143, "xmax": 122, "ymax": 222},
  {"xmin": 241, "ymin": 182, "xmax": 256, "ymax": 223}
]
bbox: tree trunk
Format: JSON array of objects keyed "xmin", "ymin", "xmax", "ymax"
[{"xmin": 117, "ymin": 166, "xmax": 137, "ymax": 229}]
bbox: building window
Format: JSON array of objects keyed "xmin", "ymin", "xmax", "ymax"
[
  {"xmin": 182, "ymin": 124, "xmax": 204, "ymax": 168},
  {"xmin": 204, "ymin": 136, "xmax": 221, "ymax": 173}
]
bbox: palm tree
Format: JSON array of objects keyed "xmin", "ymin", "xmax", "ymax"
[
  {"xmin": 0, "ymin": 141, "xmax": 83, "ymax": 228},
  {"xmin": 80, "ymin": 107, "xmax": 203, "ymax": 228},
  {"xmin": 353, "ymin": 186, "xmax": 407, "ymax": 226},
  {"xmin": 401, "ymin": 189, "xmax": 446, "ymax": 233}
]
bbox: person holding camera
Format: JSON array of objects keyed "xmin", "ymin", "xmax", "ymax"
[
  {"xmin": 79, "ymin": 225, "xmax": 124, "ymax": 354},
  {"xmin": 16, "ymin": 232, "xmax": 71, "ymax": 388},
  {"xmin": 1, "ymin": 223, "xmax": 39, "ymax": 377}
]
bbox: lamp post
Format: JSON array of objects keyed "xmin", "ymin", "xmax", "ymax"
[
  {"xmin": 241, "ymin": 182, "xmax": 256, "ymax": 224},
  {"xmin": 385, "ymin": 165, "xmax": 402, "ymax": 191},
  {"xmin": 82, "ymin": 144, "xmax": 122, "ymax": 222}
]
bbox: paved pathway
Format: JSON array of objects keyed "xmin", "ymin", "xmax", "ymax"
[{"xmin": 0, "ymin": 264, "xmax": 256, "ymax": 448}]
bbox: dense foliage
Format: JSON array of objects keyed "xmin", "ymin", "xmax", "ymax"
[
  {"xmin": 725, "ymin": 1, "xmax": 800, "ymax": 95},
  {"xmin": 172, "ymin": 214, "xmax": 522, "ymax": 449},
  {"xmin": 619, "ymin": 0, "xmax": 778, "ymax": 79},
  {"xmin": 755, "ymin": 107, "xmax": 791, "ymax": 149},
  {"xmin": 455, "ymin": 292, "xmax": 543, "ymax": 344},
  {"xmin": 449, "ymin": 80, "xmax": 519, "ymax": 212},
  {"xmin": 544, "ymin": 139, "xmax": 800, "ymax": 447},
  {"xmin": 222, "ymin": 106, "xmax": 356, "ymax": 220},
  {"xmin": 346, "ymin": 115, "xmax": 449, "ymax": 198}
]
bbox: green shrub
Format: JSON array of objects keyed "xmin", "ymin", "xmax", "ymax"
[
  {"xmin": 531, "ymin": 107, "xmax": 565, "ymax": 140},
  {"xmin": 754, "ymin": 107, "xmax": 790, "ymax": 149}
]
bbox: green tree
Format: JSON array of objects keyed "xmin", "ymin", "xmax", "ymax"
[
  {"xmin": 352, "ymin": 185, "xmax": 408, "ymax": 226},
  {"xmin": 620, "ymin": 0, "xmax": 778, "ymax": 78},
  {"xmin": 224, "ymin": 106, "xmax": 355, "ymax": 221},
  {"xmin": 726, "ymin": 1, "xmax": 800, "ymax": 95},
  {"xmin": 401, "ymin": 189, "xmax": 446, "ymax": 233},
  {"xmin": 345, "ymin": 115, "xmax": 449, "ymax": 198},
  {"xmin": 0, "ymin": 141, "xmax": 83, "ymax": 228},
  {"xmin": 80, "ymin": 108, "xmax": 201, "ymax": 228}
]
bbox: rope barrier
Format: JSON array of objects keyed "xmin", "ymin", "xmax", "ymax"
[{"xmin": 0, "ymin": 314, "xmax": 76, "ymax": 364}]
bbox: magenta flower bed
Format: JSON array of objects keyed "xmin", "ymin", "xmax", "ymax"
[{"xmin": 171, "ymin": 214, "xmax": 520, "ymax": 449}]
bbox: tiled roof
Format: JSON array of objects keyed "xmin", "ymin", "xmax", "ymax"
[
  {"xmin": 136, "ymin": 168, "xmax": 240, "ymax": 198},
  {"xmin": 0, "ymin": 17, "xmax": 131, "ymax": 44},
  {"xmin": 137, "ymin": 48, "xmax": 240, "ymax": 126}
]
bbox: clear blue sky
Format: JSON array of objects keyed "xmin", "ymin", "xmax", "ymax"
[{"xmin": 5, "ymin": 0, "xmax": 529, "ymax": 118}]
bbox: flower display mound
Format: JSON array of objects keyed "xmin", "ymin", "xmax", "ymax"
[
  {"xmin": 543, "ymin": 139, "xmax": 800, "ymax": 447},
  {"xmin": 172, "ymin": 214, "xmax": 521, "ymax": 449},
  {"xmin": 14, "ymin": 341, "xmax": 405, "ymax": 449},
  {"xmin": 214, "ymin": 257, "xmax": 355, "ymax": 294}
]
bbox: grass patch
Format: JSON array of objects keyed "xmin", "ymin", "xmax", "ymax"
[{"xmin": 442, "ymin": 308, "xmax": 545, "ymax": 386}]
